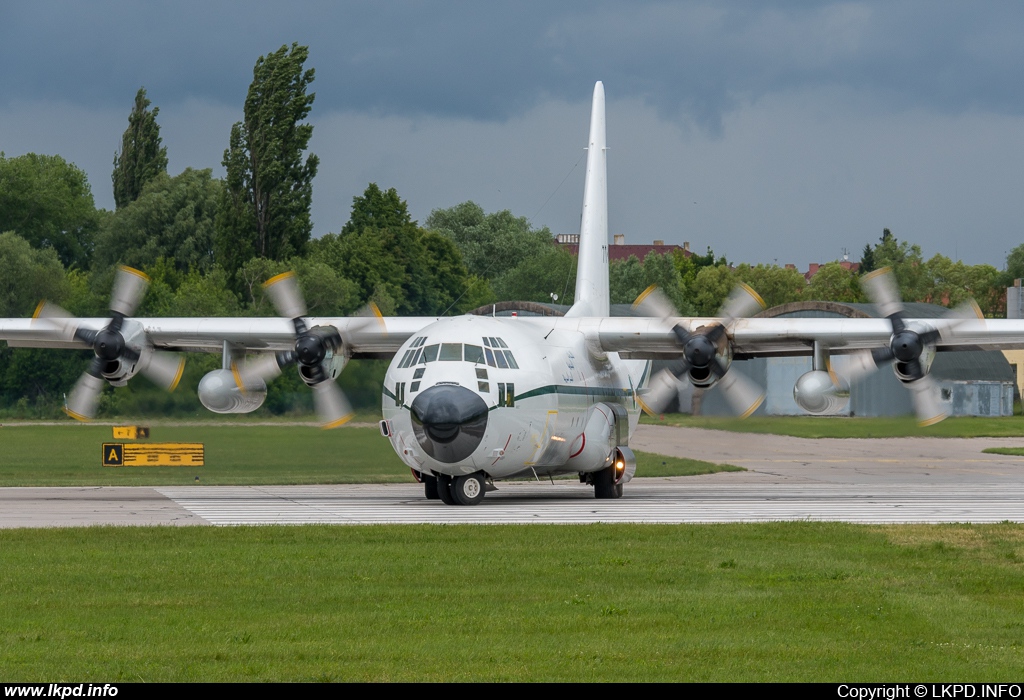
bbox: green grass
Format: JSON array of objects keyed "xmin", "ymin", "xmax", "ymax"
[
  {"xmin": 0, "ymin": 424, "xmax": 735, "ymax": 486},
  {"xmin": 634, "ymin": 450, "xmax": 741, "ymax": 477},
  {"xmin": 1, "ymin": 523, "xmax": 1022, "ymax": 681},
  {"xmin": 983, "ymin": 447, "xmax": 1024, "ymax": 456},
  {"xmin": 642, "ymin": 413, "xmax": 1024, "ymax": 438}
]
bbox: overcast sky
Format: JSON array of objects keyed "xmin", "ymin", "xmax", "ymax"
[{"xmin": 2, "ymin": 1, "xmax": 1023, "ymax": 270}]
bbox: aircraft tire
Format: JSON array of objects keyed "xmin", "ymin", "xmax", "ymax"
[
  {"xmin": 436, "ymin": 474, "xmax": 457, "ymax": 505},
  {"xmin": 422, "ymin": 474, "xmax": 440, "ymax": 500},
  {"xmin": 593, "ymin": 465, "xmax": 623, "ymax": 499},
  {"xmin": 452, "ymin": 473, "xmax": 486, "ymax": 506}
]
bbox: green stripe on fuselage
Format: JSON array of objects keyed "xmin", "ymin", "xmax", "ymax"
[{"xmin": 515, "ymin": 385, "xmax": 634, "ymax": 401}]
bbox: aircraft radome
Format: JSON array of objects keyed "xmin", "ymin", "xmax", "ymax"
[{"xmin": 4, "ymin": 82, "xmax": 1024, "ymax": 505}]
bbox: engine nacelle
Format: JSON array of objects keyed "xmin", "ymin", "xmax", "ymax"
[
  {"xmin": 686, "ymin": 329, "xmax": 732, "ymax": 389},
  {"xmin": 100, "ymin": 318, "xmax": 149, "ymax": 386},
  {"xmin": 893, "ymin": 345, "xmax": 936, "ymax": 384},
  {"xmin": 296, "ymin": 326, "xmax": 349, "ymax": 387},
  {"xmin": 793, "ymin": 370, "xmax": 850, "ymax": 415},
  {"xmin": 198, "ymin": 369, "xmax": 266, "ymax": 414}
]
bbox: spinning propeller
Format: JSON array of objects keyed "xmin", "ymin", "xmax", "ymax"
[
  {"xmin": 633, "ymin": 283, "xmax": 767, "ymax": 418},
  {"xmin": 845, "ymin": 267, "xmax": 982, "ymax": 427},
  {"xmin": 232, "ymin": 272, "xmax": 382, "ymax": 429},
  {"xmin": 33, "ymin": 266, "xmax": 185, "ymax": 421}
]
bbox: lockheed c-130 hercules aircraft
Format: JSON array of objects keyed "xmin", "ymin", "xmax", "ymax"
[{"xmin": 3, "ymin": 82, "xmax": 1024, "ymax": 506}]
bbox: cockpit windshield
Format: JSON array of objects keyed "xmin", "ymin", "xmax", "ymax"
[{"xmin": 399, "ymin": 337, "xmax": 518, "ymax": 368}]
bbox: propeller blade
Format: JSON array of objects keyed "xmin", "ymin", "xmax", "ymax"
[
  {"xmin": 313, "ymin": 379, "xmax": 354, "ymax": 429},
  {"xmin": 141, "ymin": 351, "xmax": 185, "ymax": 392},
  {"xmin": 64, "ymin": 365, "xmax": 105, "ymax": 421},
  {"xmin": 907, "ymin": 374, "xmax": 948, "ymax": 427},
  {"xmin": 935, "ymin": 299, "xmax": 985, "ymax": 343},
  {"xmin": 638, "ymin": 367, "xmax": 686, "ymax": 415},
  {"xmin": 861, "ymin": 267, "xmax": 904, "ymax": 319},
  {"xmin": 720, "ymin": 282, "xmax": 766, "ymax": 321},
  {"xmin": 632, "ymin": 285, "xmax": 678, "ymax": 321},
  {"xmin": 233, "ymin": 353, "xmax": 288, "ymax": 390},
  {"xmin": 109, "ymin": 266, "xmax": 150, "ymax": 317},
  {"xmin": 715, "ymin": 369, "xmax": 765, "ymax": 419},
  {"xmin": 31, "ymin": 301, "xmax": 82, "ymax": 342},
  {"xmin": 263, "ymin": 272, "xmax": 307, "ymax": 320}
]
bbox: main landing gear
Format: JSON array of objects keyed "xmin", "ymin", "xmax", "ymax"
[
  {"xmin": 592, "ymin": 464, "xmax": 623, "ymax": 499},
  {"xmin": 583, "ymin": 447, "xmax": 636, "ymax": 499},
  {"xmin": 431, "ymin": 471, "xmax": 486, "ymax": 506}
]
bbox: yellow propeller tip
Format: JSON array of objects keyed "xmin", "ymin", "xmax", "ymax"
[
  {"xmin": 632, "ymin": 285, "xmax": 659, "ymax": 309},
  {"xmin": 118, "ymin": 266, "xmax": 151, "ymax": 282},
  {"xmin": 263, "ymin": 271, "xmax": 296, "ymax": 289},
  {"xmin": 63, "ymin": 407, "xmax": 90, "ymax": 422},
  {"xmin": 322, "ymin": 413, "xmax": 355, "ymax": 430}
]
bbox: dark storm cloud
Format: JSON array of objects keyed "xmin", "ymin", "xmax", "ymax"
[{"xmin": 2, "ymin": 1, "xmax": 1023, "ymax": 129}]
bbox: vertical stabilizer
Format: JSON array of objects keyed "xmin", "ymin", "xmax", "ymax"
[{"xmin": 566, "ymin": 82, "xmax": 610, "ymax": 318}]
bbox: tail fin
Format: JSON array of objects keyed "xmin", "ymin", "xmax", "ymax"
[{"xmin": 565, "ymin": 81, "xmax": 609, "ymax": 318}]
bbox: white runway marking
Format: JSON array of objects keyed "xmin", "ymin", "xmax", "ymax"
[{"xmin": 157, "ymin": 481, "xmax": 1024, "ymax": 525}]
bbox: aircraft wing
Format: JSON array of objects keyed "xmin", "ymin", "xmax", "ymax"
[
  {"xmin": 576, "ymin": 316, "xmax": 1024, "ymax": 358},
  {"xmin": 0, "ymin": 316, "xmax": 438, "ymax": 356}
]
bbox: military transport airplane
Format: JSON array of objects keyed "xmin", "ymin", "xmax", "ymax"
[{"xmin": 3, "ymin": 82, "xmax": 1024, "ymax": 505}]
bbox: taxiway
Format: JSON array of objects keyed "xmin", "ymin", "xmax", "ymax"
[{"xmin": 1, "ymin": 425, "xmax": 1022, "ymax": 527}]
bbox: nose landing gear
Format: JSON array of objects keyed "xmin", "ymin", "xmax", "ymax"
[{"xmin": 434, "ymin": 472, "xmax": 487, "ymax": 506}]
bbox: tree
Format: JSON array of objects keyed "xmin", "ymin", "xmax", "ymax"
[
  {"xmin": 112, "ymin": 88, "xmax": 168, "ymax": 209},
  {"xmin": 94, "ymin": 168, "xmax": 222, "ymax": 273},
  {"xmin": 426, "ymin": 201, "xmax": 554, "ymax": 280},
  {"xmin": 867, "ymin": 228, "xmax": 928, "ymax": 301},
  {"xmin": 0, "ymin": 153, "xmax": 100, "ymax": 268},
  {"xmin": 217, "ymin": 43, "xmax": 319, "ymax": 272},
  {"xmin": 1004, "ymin": 244, "xmax": 1024, "ymax": 286},
  {"xmin": 673, "ymin": 246, "xmax": 728, "ymax": 314},
  {"xmin": 690, "ymin": 265, "xmax": 738, "ymax": 315},
  {"xmin": 805, "ymin": 262, "xmax": 865, "ymax": 303},
  {"xmin": 0, "ymin": 231, "xmax": 68, "ymax": 316},
  {"xmin": 734, "ymin": 264, "xmax": 807, "ymax": 309},
  {"xmin": 492, "ymin": 245, "xmax": 576, "ymax": 305},
  {"xmin": 923, "ymin": 254, "xmax": 1002, "ymax": 317},
  {"xmin": 0, "ymin": 231, "xmax": 80, "ymax": 414},
  {"xmin": 312, "ymin": 184, "xmax": 473, "ymax": 316},
  {"xmin": 859, "ymin": 243, "xmax": 875, "ymax": 274},
  {"xmin": 609, "ymin": 251, "xmax": 685, "ymax": 309}
]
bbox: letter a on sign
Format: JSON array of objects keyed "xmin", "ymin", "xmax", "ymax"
[{"xmin": 102, "ymin": 443, "xmax": 124, "ymax": 467}]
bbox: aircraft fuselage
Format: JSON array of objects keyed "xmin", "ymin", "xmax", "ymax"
[{"xmin": 382, "ymin": 315, "xmax": 649, "ymax": 481}]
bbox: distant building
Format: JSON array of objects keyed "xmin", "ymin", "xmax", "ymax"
[
  {"xmin": 555, "ymin": 233, "xmax": 692, "ymax": 262},
  {"xmin": 803, "ymin": 260, "xmax": 860, "ymax": 281}
]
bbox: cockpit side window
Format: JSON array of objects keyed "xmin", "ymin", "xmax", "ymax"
[
  {"xmin": 422, "ymin": 344, "xmax": 439, "ymax": 363},
  {"xmin": 397, "ymin": 349, "xmax": 415, "ymax": 368},
  {"xmin": 494, "ymin": 350, "xmax": 509, "ymax": 369}
]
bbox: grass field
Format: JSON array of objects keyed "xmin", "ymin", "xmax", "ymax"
[
  {"xmin": 0, "ymin": 523, "xmax": 1022, "ymax": 681},
  {"xmin": 0, "ymin": 424, "xmax": 739, "ymax": 486},
  {"xmin": 983, "ymin": 447, "xmax": 1024, "ymax": 457},
  {"xmin": 642, "ymin": 413, "xmax": 1024, "ymax": 439}
]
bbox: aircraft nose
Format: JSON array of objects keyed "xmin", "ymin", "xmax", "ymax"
[{"xmin": 410, "ymin": 384, "xmax": 489, "ymax": 464}]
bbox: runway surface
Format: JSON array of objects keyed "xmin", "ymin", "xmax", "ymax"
[{"xmin": 2, "ymin": 425, "xmax": 1024, "ymax": 526}]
